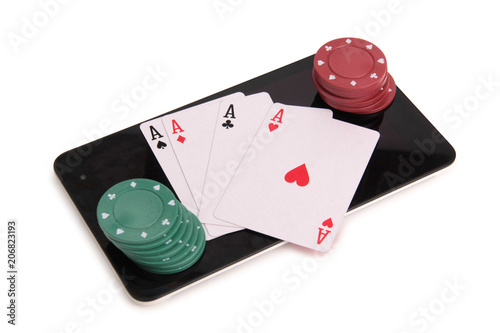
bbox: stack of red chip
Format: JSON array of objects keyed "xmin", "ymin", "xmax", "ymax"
[{"xmin": 313, "ymin": 37, "xmax": 396, "ymax": 114}]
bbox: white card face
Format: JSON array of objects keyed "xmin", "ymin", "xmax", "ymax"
[
  {"xmin": 140, "ymin": 118, "xmax": 198, "ymax": 215},
  {"xmin": 201, "ymin": 224, "xmax": 217, "ymax": 241},
  {"xmin": 161, "ymin": 93, "xmax": 244, "ymax": 209},
  {"xmin": 199, "ymin": 92, "xmax": 273, "ymax": 227},
  {"xmin": 214, "ymin": 103, "xmax": 380, "ymax": 252},
  {"xmin": 205, "ymin": 223, "xmax": 243, "ymax": 238}
]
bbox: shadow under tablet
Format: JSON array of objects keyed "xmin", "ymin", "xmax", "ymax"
[{"xmin": 54, "ymin": 55, "xmax": 455, "ymax": 302}]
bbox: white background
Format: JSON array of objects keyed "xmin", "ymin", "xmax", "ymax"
[{"xmin": 1, "ymin": 1, "xmax": 499, "ymax": 332}]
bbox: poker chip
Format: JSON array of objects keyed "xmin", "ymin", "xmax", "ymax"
[
  {"xmin": 97, "ymin": 179, "xmax": 206, "ymax": 274},
  {"xmin": 117, "ymin": 207, "xmax": 188, "ymax": 255},
  {"xmin": 313, "ymin": 37, "xmax": 396, "ymax": 114},
  {"xmin": 314, "ymin": 71, "xmax": 396, "ymax": 114}
]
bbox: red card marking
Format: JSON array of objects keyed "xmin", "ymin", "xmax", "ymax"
[
  {"xmin": 284, "ymin": 163, "xmax": 309, "ymax": 187},
  {"xmin": 317, "ymin": 228, "xmax": 331, "ymax": 245},
  {"xmin": 268, "ymin": 123, "xmax": 279, "ymax": 132},
  {"xmin": 322, "ymin": 218, "xmax": 333, "ymax": 228}
]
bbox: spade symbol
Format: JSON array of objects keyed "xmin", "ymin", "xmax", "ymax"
[{"xmin": 157, "ymin": 141, "xmax": 167, "ymax": 149}]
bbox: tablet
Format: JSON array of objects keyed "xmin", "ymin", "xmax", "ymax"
[{"xmin": 54, "ymin": 54, "xmax": 455, "ymax": 302}]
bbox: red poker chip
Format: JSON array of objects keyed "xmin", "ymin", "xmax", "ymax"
[
  {"xmin": 314, "ymin": 68, "xmax": 389, "ymax": 101},
  {"xmin": 318, "ymin": 74, "xmax": 396, "ymax": 114},
  {"xmin": 312, "ymin": 69, "xmax": 389, "ymax": 107},
  {"xmin": 314, "ymin": 38, "xmax": 388, "ymax": 98},
  {"xmin": 313, "ymin": 66, "xmax": 389, "ymax": 100},
  {"xmin": 340, "ymin": 75, "xmax": 396, "ymax": 114}
]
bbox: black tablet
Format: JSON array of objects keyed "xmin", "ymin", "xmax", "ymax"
[{"xmin": 54, "ymin": 54, "xmax": 455, "ymax": 302}]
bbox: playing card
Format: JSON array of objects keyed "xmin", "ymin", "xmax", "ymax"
[
  {"xmin": 214, "ymin": 103, "xmax": 380, "ymax": 252},
  {"xmin": 199, "ymin": 92, "xmax": 273, "ymax": 227},
  {"xmin": 205, "ymin": 223, "xmax": 242, "ymax": 238},
  {"xmin": 201, "ymin": 224, "xmax": 217, "ymax": 241},
  {"xmin": 140, "ymin": 117, "xmax": 198, "ymax": 215},
  {"xmin": 161, "ymin": 92, "xmax": 244, "ymax": 209}
]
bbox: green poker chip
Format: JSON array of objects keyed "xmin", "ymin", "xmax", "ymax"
[
  {"xmin": 111, "ymin": 205, "xmax": 186, "ymax": 252},
  {"xmin": 125, "ymin": 208, "xmax": 196, "ymax": 262},
  {"xmin": 160, "ymin": 219, "xmax": 205, "ymax": 267},
  {"xmin": 96, "ymin": 178, "xmax": 207, "ymax": 275},
  {"xmin": 137, "ymin": 213, "xmax": 206, "ymax": 273},
  {"xmin": 97, "ymin": 179, "xmax": 179, "ymax": 245},
  {"xmin": 138, "ymin": 232, "xmax": 206, "ymax": 275}
]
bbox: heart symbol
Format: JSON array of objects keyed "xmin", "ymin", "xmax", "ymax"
[
  {"xmin": 366, "ymin": 44, "xmax": 373, "ymax": 50},
  {"xmin": 329, "ymin": 74, "xmax": 336, "ymax": 80},
  {"xmin": 168, "ymin": 200, "xmax": 175, "ymax": 206},
  {"xmin": 284, "ymin": 164, "xmax": 309, "ymax": 187},
  {"xmin": 153, "ymin": 185, "xmax": 160, "ymax": 191},
  {"xmin": 322, "ymin": 218, "xmax": 333, "ymax": 229},
  {"xmin": 268, "ymin": 123, "xmax": 279, "ymax": 132},
  {"xmin": 101, "ymin": 213, "xmax": 109, "ymax": 219},
  {"xmin": 116, "ymin": 228, "xmax": 124, "ymax": 235},
  {"xmin": 378, "ymin": 58, "xmax": 385, "ymax": 64},
  {"xmin": 317, "ymin": 60, "xmax": 325, "ymax": 66},
  {"xmin": 157, "ymin": 141, "xmax": 167, "ymax": 149}
]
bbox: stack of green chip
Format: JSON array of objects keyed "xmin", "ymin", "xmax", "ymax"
[{"xmin": 96, "ymin": 178, "xmax": 206, "ymax": 274}]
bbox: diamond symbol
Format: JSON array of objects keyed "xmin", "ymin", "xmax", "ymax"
[
  {"xmin": 378, "ymin": 58, "xmax": 385, "ymax": 64},
  {"xmin": 329, "ymin": 74, "xmax": 336, "ymax": 80},
  {"xmin": 116, "ymin": 228, "xmax": 124, "ymax": 235},
  {"xmin": 346, "ymin": 38, "xmax": 352, "ymax": 44},
  {"xmin": 141, "ymin": 232, "xmax": 147, "ymax": 238},
  {"xmin": 317, "ymin": 60, "xmax": 325, "ymax": 66},
  {"xmin": 153, "ymin": 184, "xmax": 160, "ymax": 191},
  {"xmin": 350, "ymin": 80, "xmax": 357, "ymax": 86},
  {"xmin": 370, "ymin": 73, "xmax": 378, "ymax": 79},
  {"xmin": 101, "ymin": 213, "xmax": 109, "ymax": 219},
  {"xmin": 177, "ymin": 135, "xmax": 186, "ymax": 143},
  {"xmin": 130, "ymin": 181, "xmax": 136, "ymax": 188},
  {"xmin": 108, "ymin": 193, "xmax": 116, "ymax": 200},
  {"xmin": 325, "ymin": 45, "xmax": 332, "ymax": 51},
  {"xmin": 366, "ymin": 44, "xmax": 373, "ymax": 50}
]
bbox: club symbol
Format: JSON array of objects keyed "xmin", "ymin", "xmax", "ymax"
[{"xmin": 222, "ymin": 119, "xmax": 234, "ymax": 129}]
